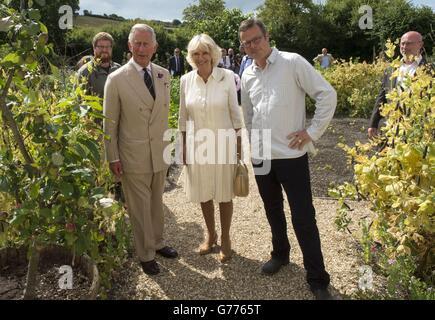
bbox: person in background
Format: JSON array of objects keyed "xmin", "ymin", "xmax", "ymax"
[
  {"xmin": 76, "ymin": 32, "xmax": 124, "ymax": 203},
  {"xmin": 168, "ymin": 48, "xmax": 185, "ymax": 77},
  {"xmin": 313, "ymin": 48, "xmax": 335, "ymax": 69},
  {"xmin": 368, "ymin": 31, "xmax": 433, "ymax": 138},
  {"xmin": 238, "ymin": 50, "xmax": 253, "ymax": 78},
  {"xmin": 122, "ymin": 51, "xmax": 133, "ymax": 65},
  {"xmin": 77, "ymin": 32, "xmax": 120, "ymax": 98},
  {"xmin": 228, "ymin": 47, "xmax": 236, "ymax": 71},
  {"xmin": 218, "ymin": 48, "xmax": 232, "ymax": 69}
]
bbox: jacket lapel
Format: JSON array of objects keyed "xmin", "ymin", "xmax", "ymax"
[
  {"xmin": 124, "ymin": 61, "xmax": 154, "ymax": 107},
  {"xmin": 150, "ymin": 64, "xmax": 166, "ymax": 123}
]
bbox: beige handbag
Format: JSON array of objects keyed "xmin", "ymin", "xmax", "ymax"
[{"xmin": 234, "ymin": 160, "xmax": 249, "ymax": 197}]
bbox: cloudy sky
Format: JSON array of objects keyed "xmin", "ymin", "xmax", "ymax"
[
  {"xmin": 78, "ymin": 0, "xmax": 434, "ymax": 21},
  {"xmin": 79, "ymin": 0, "xmax": 263, "ymax": 21}
]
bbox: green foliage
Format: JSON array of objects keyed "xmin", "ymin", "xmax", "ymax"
[
  {"xmin": 258, "ymin": 0, "xmax": 323, "ymax": 58},
  {"xmin": 66, "ymin": 19, "xmax": 190, "ymax": 68},
  {"xmin": 7, "ymin": 0, "xmax": 432, "ymax": 65},
  {"xmin": 324, "ymin": 0, "xmax": 435, "ymax": 60},
  {"xmin": 169, "ymin": 77, "xmax": 180, "ymax": 129},
  {"xmin": 329, "ymin": 43, "xmax": 435, "ymax": 299},
  {"xmin": 354, "ymin": 252, "xmax": 434, "ymax": 300},
  {"xmin": 367, "ymin": 1, "xmax": 435, "ymax": 56},
  {"xmin": 307, "ymin": 58, "xmax": 387, "ymax": 116},
  {"xmin": 6, "ymin": 0, "xmax": 80, "ymax": 53},
  {"xmin": 0, "ymin": 5, "xmax": 131, "ymax": 297},
  {"xmin": 258, "ymin": 0, "xmax": 434, "ymax": 62},
  {"xmin": 182, "ymin": 0, "xmax": 226, "ymax": 25},
  {"xmin": 182, "ymin": 0, "xmax": 249, "ymax": 49}
]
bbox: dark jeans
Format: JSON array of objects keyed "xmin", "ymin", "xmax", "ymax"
[{"xmin": 253, "ymin": 154, "xmax": 330, "ymax": 290}]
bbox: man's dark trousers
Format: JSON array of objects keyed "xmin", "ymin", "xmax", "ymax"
[{"xmin": 253, "ymin": 154, "xmax": 330, "ymax": 290}]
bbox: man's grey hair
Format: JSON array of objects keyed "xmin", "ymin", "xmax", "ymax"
[{"xmin": 128, "ymin": 24, "xmax": 157, "ymax": 44}]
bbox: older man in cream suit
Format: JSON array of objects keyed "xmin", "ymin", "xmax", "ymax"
[{"xmin": 103, "ymin": 24, "xmax": 178, "ymax": 276}]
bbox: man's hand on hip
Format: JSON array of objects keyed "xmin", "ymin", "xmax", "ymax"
[
  {"xmin": 109, "ymin": 161, "xmax": 123, "ymax": 179},
  {"xmin": 287, "ymin": 130, "xmax": 312, "ymax": 150}
]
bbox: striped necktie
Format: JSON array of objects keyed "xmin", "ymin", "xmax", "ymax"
[{"xmin": 143, "ymin": 68, "xmax": 155, "ymax": 100}]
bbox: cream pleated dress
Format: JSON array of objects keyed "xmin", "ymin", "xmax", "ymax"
[{"xmin": 178, "ymin": 67, "xmax": 244, "ymax": 203}]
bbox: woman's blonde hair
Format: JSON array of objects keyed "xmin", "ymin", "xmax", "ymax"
[{"xmin": 186, "ymin": 34, "xmax": 221, "ymax": 69}]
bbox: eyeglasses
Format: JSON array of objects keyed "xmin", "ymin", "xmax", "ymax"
[
  {"xmin": 95, "ymin": 45, "xmax": 112, "ymax": 50},
  {"xmin": 400, "ymin": 41, "xmax": 420, "ymax": 46},
  {"xmin": 240, "ymin": 35, "xmax": 264, "ymax": 48}
]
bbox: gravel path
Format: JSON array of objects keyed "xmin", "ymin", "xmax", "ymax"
[
  {"xmin": 108, "ymin": 118, "xmax": 386, "ymax": 300},
  {"xmin": 1, "ymin": 118, "xmax": 386, "ymax": 300}
]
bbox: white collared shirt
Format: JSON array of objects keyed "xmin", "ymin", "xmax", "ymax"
[
  {"xmin": 397, "ymin": 55, "xmax": 423, "ymax": 88},
  {"xmin": 241, "ymin": 48, "xmax": 337, "ymax": 160},
  {"xmin": 130, "ymin": 58, "xmax": 154, "ymax": 86}
]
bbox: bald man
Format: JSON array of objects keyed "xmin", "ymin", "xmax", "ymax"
[
  {"xmin": 368, "ymin": 31, "xmax": 431, "ymax": 138},
  {"xmin": 313, "ymin": 48, "xmax": 335, "ymax": 69}
]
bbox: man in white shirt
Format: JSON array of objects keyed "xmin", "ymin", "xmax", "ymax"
[
  {"xmin": 240, "ymin": 18, "xmax": 337, "ymax": 300},
  {"xmin": 368, "ymin": 31, "xmax": 431, "ymax": 138}
]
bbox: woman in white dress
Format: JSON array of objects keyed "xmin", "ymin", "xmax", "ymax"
[{"xmin": 178, "ymin": 34, "xmax": 243, "ymax": 262}]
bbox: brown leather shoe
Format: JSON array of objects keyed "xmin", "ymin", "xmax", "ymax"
[
  {"xmin": 140, "ymin": 260, "xmax": 160, "ymax": 275},
  {"xmin": 156, "ymin": 246, "xmax": 178, "ymax": 259}
]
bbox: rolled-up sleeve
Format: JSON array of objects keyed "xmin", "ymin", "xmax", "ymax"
[{"xmin": 295, "ymin": 55, "xmax": 336, "ymax": 141}]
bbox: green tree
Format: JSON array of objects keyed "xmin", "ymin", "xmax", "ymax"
[
  {"xmin": 172, "ymin": 19, "xmax": 182, "ymax": 26},
  {"xmin": 182, "ymin": 0, "xmax": 226, "ymax": 25},
  {"xmin": 257, "ymin": 0, "xmax": 434, "ymax": 62},
  {"xmin": 321, "ymin": 0, "xmax": 376, "ymax": 60},
  {"xmin": 0, "ymin": 4, "xmax": 130, "ymax": 298},
  {"xmin": 65, "ymin": 19, "xmax": 186, "ymax": 68},
  {"xmin": 187, "ymin": 8, "xmax": 249, "ymax": 49},
  {"xmin": 322, "ymin": 0, "xmax": 434, "ymax": 61},
  {"xmin": 257, "ymin": 0, "xmax": 327, "ymax": 59},
  {"xmin": 368, "ymin": 1, "xmax": 435, "ymax": 58},
  {"xmin": 6, "ymin": 0, "xmax": 80, "ymax": 53}
]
